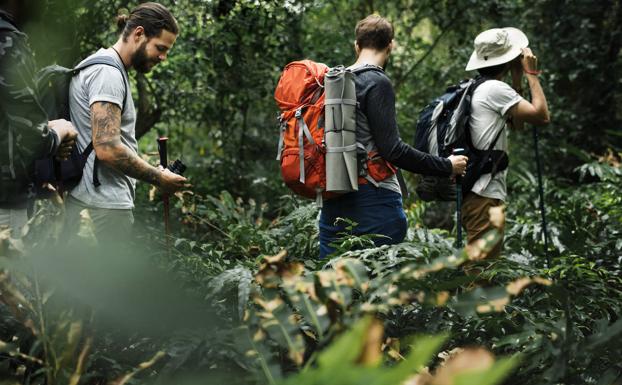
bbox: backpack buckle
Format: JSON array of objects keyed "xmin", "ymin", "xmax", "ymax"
[{"xmin": 295, "ymin": 109, "xmax": 302, "ymax": 119}]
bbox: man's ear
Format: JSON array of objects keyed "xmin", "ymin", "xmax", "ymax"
[
  {"xmin": 387, "ymin": 39, "xmax": 394, "ymax": 55},
  {"xmin": 132, "ymin": 26, "xmax": 145, "ymax": 43},
  {"xmin": 354, "ymin": 40, "xmax": 360, "ymax": 55}
]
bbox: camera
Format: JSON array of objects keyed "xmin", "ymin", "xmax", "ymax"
[{"xmin": 167, "ymin": 159, "xmax": 187, "ymax": 176}]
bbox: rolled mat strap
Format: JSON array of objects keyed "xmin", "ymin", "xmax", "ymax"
[{"xmin": 325, "ymin": 144, "xmax": 358, "ymax": 153}]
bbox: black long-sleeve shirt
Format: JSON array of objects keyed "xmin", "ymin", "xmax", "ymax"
[{"xmin": 354, "ymin": 67, "xmax": 452, "ymax": 177}]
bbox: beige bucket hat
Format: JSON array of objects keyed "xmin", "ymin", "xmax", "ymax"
[{"xmin": 465, "ymin": 27, "xmax": 529, "ymax": 71}]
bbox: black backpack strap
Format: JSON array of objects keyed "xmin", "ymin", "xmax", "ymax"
[
  {"xmin": 349, "ymin": 64, "xmax": 384, "ymax": 76},
  {"xmin": 92, "ymin": 158, "xmax": 101, "ymax": 187},
  {"xmin": 72, "ymin": 55, "xmax": 129, "ymax": 188},
  {"xmin": 80, "ymin": 142, "xmax": 100, "ymax": 187}
]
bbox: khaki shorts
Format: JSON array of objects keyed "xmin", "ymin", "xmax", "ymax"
[{"xmin": 461, "ymin": 193, "xmax": 504, "ymax": 259}]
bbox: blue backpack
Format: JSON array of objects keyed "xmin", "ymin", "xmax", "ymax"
[{"xmin": 414, "ymin": 77, "xmax": 508, "ymax": 201}]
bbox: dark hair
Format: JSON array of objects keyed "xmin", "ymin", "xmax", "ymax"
[
  {"xmin": 477, "ymin": 62, "xmax": 509, "ymax": 78},
  {"xmin": 355, "ymin": 14, "xmax": 394, "ymax": 51},
  {"xmin": 116, "ymin": 2, "xmax": 178, "ymax": 41}
]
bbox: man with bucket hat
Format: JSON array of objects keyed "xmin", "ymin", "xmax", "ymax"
[{"xmin": 462, "ymin": 27, "xmax": 550, "ymax": 258}]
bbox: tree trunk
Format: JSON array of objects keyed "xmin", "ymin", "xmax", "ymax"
[{"xmin": 135, "ymin": 73, "xmax": 162, "ymax": 140}]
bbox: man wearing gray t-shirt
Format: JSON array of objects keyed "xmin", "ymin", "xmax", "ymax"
[
  {"xmin": 463, "ymin": 28, "xmax": 550, "ymax": 258},
  {"xmin": 65, "ymin": 2, "xmax": 187, "ymax": 244}
]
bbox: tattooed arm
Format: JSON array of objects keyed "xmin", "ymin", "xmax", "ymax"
[{"xmin": 91, "ymin": 101, "xmax": 187, "ymax": 191}]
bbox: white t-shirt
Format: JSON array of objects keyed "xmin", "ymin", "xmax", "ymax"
[{"xmin": 469, "ymin": 80, "xmax": 522, "ymax": 201}]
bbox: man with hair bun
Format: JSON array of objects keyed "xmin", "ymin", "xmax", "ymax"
[
  {"xmin": 318, "ymin": 15, "xmax": 468, "ymax": 258},
  {"xmin": 64, "ymin": 2, "xmax": 187, "ymax": 244}
]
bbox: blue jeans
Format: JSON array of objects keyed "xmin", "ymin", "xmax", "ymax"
[{"xmin": 319, "ymin": 184, "xmax": 407, "ymax": 258}]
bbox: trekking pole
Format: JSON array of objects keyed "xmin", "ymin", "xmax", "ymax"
[
  {"xmin": 532, "ymin": 126, "xmax": 551, "ymax": 268},
  {"xmin": 453, "ymin": 148, "xmax": 466, "ymax": 249},
  {"xmin": 157, "ymin": 137, "xmax": 171, "ymax": 255}
]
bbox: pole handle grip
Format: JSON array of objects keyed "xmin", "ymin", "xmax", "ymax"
[
  {"xmin": 452, "ymin": 148, "xmax": 466, "ymax": 184},
  {"xmin": 157, "ymin": 137, "xmax": 168, "ymax": 168}
]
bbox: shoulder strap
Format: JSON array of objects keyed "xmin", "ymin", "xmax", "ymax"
[
  {"xmin": 349, "ymin": 64, "xmax": 384, "ymax": 75},
  {"xmin": 469, "ymin": 75, "xmax": 490, "ymax": 95},
  {"xmin": 73, "ymin": 56, "xmax": 129, "ymax": 112}
]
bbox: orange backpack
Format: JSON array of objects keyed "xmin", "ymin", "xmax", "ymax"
[{"xmin": 274, "ymin": 60, "xmax": 396, "ymax": 203}]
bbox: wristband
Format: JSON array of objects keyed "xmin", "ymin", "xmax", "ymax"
[{"xmin": 524, "ymin": 69, "xmax": 542, "ymax": 76}]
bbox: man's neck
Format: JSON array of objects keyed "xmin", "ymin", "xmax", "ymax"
[
  {"xmin": 353, "ymin": 48, "xmax": 387, "ymax": 69},
  {"xmin": 111, "ymin": 39, "xmax": 132, "ymax": 69}
]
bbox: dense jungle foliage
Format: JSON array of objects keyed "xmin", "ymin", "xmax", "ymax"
[{"xmin": 1, "ymin": 0, "xmax": 621, "ymax": 384}]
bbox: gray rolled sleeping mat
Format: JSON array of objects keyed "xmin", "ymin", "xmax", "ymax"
[{"xmin": 324, "ymin": 66, "xmax": 359, "ymax": 193}]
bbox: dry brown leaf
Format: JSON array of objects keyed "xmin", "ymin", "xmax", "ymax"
[
  {"xmin": 289, "ymin": 350, "xmax": 304, "ymax": 366},
  {"xmin": 436, "ymin": 291, "xmax": 450, "ymax": 306},
  {"xmin": 465, "ymin": 238, "xmax": 487, "ymax": 261},
  {"xmin": 317, "ymin": 270, "xmax": 336, "ymax": 287},
  {"xmin": 263, "ymin": 249, "xmax": 287, "ymax": 264},
  {"xmin": 488, "ymin": 205, "xmax": 506, "ymax": 229},
  {"xmin": 109, "ymin": 351, "xmax": 166, "ymax": 385},
  {"xmin": 437, "ymin": 347, "xmax": 464, "ymax": 366},
  {"xmin": 506, "ymin": 276, "xmax": 553, "ymax": 296},
  {"xmin": 476, "ymin": 297, "xmax": 510, "ymax": 313},
  {"xmin": 357, "ymin": 318, "xmax": 384, "ymax": 366},
  {"xmin": 383, "ymin": 337, "xmax": 404, "ymax": 361},
  {"xmin": 597, "ymin": 149, "xmax": 621, "ymax": 168},
  {"xmin": 328, "ymin": 291, "xmax": 343, "ymax": 305},
  {"xmin": 505, "ymin": 277, "xmax": 533, "ymax": 296},
  {"xmin": 533, "ymin": 277, "xmax": 553, "ymax": 286},
  {"xmin": 432, "ymin": 348, "xmax": 495, "ymax": 385},
  {"xmin": 403, "ymin": 368, "xmax": 433, "ymax": 385},
  {"xmin": 253, "ymin": 328, "xmax": 266, "ymax": 342},
  {"xmin": 148, "ymin": 185, "xmax": 157, "ymax": 202}
]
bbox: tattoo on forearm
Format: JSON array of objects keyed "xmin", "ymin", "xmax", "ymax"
[
  {"xmin": 112, "ymin": 152, "xmax": 161, "ymax": 186},
  {"xmin": 91, "ymin": 102, "xmax": 161, "ymax": 186}
]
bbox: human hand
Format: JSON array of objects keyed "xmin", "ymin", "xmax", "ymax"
[
  {"xmin": 49, "ymin": 119, "xmax": 78, "ymax": 160},
  {"xmin": 448, "ymin": 155, "xmax": 468, "ymax": 176},
  {"xmin": 520, "ymin": 48, "xmax": 539, "ymax": 74},
  {"xmin": 49, "ymin": 119, "xmax": 77, "ymax": 141},
  {"xmin": 56, "ymin": 135, "xmax": 78, "ymax": 160},
  {"xmin": 158, "ymin": 167, "xmax": 190, "ymax": 193}
]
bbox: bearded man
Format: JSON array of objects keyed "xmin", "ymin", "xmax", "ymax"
[{"xmin": 65, "ymin": 2, "xmax": 187, "ymax": 244}]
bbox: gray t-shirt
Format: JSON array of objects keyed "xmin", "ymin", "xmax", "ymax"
[
  {"xmin": 469, "ymin": 80, "xmax": 522, "ymax": 201},
  {"xmin": 69, "ymin": 48, "xmax": 137, "ymax": 209}
]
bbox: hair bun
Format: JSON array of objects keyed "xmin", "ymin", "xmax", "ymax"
[{"xmin": 116, "ymin": 11, "xmax": 129, "ymax": 31}]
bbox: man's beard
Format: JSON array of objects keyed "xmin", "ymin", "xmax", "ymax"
[{"xmin": 131, "ymin": 41, "xmax": 158, "ymax": 73}]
